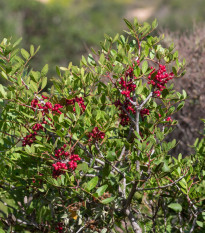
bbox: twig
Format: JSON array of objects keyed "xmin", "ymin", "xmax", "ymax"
[
  {"xmin": 136, "ymin": 175, "xmax": 186, "ymax": 191},
  {"xmin": 189, "ymin": 212, "xmax": 198, "ymax": 233},
  {"xmin": 121, "ymin": 106, "xmax": 136, "ymax": 125},
  {"xmin": 125, "ymin": 208, "xmax": 142, "ymax": 233},
  {"xmin": 95, "ymin": 142, "xmax": 125, "ymax": 177},
  {"xmin": 65, "ymin": 133, "xmax": 105, "ymax": 166},
  {"xmin": 124, "ymin": 181, "xmax": 138, "ymax": 209},
  {"xmin": 76, "ymin": 225, "xmax": 85, "ymax": 233},
  {"xmin": 139, "ymin": 92, "xmax": 153, "ymax": 109}
]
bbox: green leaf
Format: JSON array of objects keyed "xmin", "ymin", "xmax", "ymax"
[
  {"xmin": 56, "ymin": 66, "xmax": 61, "ymax": 77},
  {"xmin": 81, "ymin": 55, "xmax": 87, "ymax": 65},
  {"xmin": 60, "ymin": 66, "xmax": 68, "ymax": 71},
  {"xmin": 56, "ymin": 130, "xmax": 64, "ymax": 137},
  {"xmin": 1, "ymin": 71, "xmax": 8, "ymax": 80},
  {"xmin": 152, "ymin": 19, "xmax": 158, "ymax": 29},
  {"xmin": 59, "ymin": 113, "xmax": 64, "ymax": 123},
  {"xmin": 100, "ymin": 229, "xmax": 107, "ymax": 233},
  {"xmin": 76, "ymin": 163, "xmax": 88, "ymax": 172},
  {"xmin": 75, "ymin": 102, "xmax": 80, "ymax": 117},
  {"xmin": 124, "ymin": 18, "xmax": 133, "ymax": 30},
  {"xmin": 96, "ymin": 185, "xmax": 108, "ymax": 197},
  {"xmin": 113, "ymin": 33, "xmax": 119, "ymax": 43},
  {"xmin": 101, "ymin": 196, "xmax": 115, "ymax": 204},
  {"xmin": 30, "ymin": 45, "xmax": 34, "ymax": 56},
  {"xmin": 177, "ymin": 101, "xmax": 185, "ymax": 111},
  {"xmin": 106, "ymin": 151, "xmax": 116, "ymax": 161},
  {"xmin": 88, "ymin": 54, "xmax": 96, "ymax": 66},
  {"xmin": 30, "ymin": 80, "xmax": 38, "ymax": 93},
  {"xmin": 41, "ymin": 76, "xmax": 47, "ymax": 90},
  {"xmin": 86, "ymin": 177, "xmax": 98, "ymax": 191},
  {"xmin": 168, "ymin": 203, "xmax": 182, "ymax": 212},
  {"xmin": 0, "ymin": 84, "xmax": 7, "ymax": 98},
  {"xmin": 35, "ymin": 45, "xmax": 41, "ymax": 55},
  {"xmin": 182, "ymin": 90, "xmax": 187, "ymax": 99},
  {"xmin": 196, "ymin": 221, "xmax": 203, "ymax": 227},
  {"xmin": 162, "ymin": 161, "xmax": 170, "ymax": 172},
  {"xmin": 21, "ymin": 48, "xmax": 30, "ymax": 60},
  {"xmin": 99, "ymin": 53, "xmax": 105, "ymax": 64},
  {"xmin": 154, "ymin": 162, "xmax": 164, "ymax": 173},
  {"xmin": 172, "ymin": 66, "xmax": 177, "ymax": 76},
  {"xmin": 142, "ymin": 61, "xmax": 148, "ymax": 74},
  {"xmin": 41, "ymin": 64, "xmax": 48, "ymax": 76},
  {"xmin": 13, "ymin": 37, "xmax": 22, "ymax": 48}
]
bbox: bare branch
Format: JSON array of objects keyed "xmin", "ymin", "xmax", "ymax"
[
  {"xmin": 136, "ymin": 175, "xmax": 186, "ymax": 191},
  {"xmin": 189, "ymin": 213, "xmax": 198, "ymax": 233},
  {"xmin": 76, "ymin": 225, "xmax": 85, "ymax": 233},
  {"xmin": 139, "ymin": 92, "xmax": 153, "ymax": 109},
  {"xmin": 95, "ymin": 142, "xmax": 125, "ymax": 177},
  {"xmin": 125, "ymin": 209, "xmax": 142, "ymax": 233}
]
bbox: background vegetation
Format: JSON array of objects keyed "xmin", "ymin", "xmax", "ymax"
[{"xmin": 1, "ymin": 0, "xmax": 205, "ymax": 76}]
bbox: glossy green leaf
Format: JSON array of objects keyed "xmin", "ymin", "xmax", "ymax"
[
  {"xmin": 168, "ymin": 203, "xmax": 182, "ymax": 212},
  {"xmin": 41, "ymin": 76, "xmax": 47, "ymax": 90},
  {"xmin": 142, "ymin": 61, "xmax": 148, "ymax": 74},
  {"xmin": 21, "ymin": 48, "xmax": 30, "ymax": 60},
  {"xmin": 96, "ymin": 185, "xmax": 108, "ymax": 197},
  {"xmin": 41, "ymin": 64, "xmax": 48, "ymax": 76},
  {"xmin": 86, "ymin": 176, "xmax": 98, "ymax": 191},
  {"xmin": 101, "ymin": 197, "xmax": 115, "ymax": 204}
]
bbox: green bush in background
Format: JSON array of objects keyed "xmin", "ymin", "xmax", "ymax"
[{"xmin": 1, "ymin": 0, "xmax": 205, "ymax": 79}]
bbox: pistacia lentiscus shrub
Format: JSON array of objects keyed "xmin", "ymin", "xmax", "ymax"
[{"xmin": 0, "ymin": 19, "xmax": 205, "ymax": 233}]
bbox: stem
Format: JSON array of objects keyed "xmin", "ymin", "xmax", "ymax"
[{"xmin": 125, "ymin": 209, "xmax": 142, "ymax": 233}]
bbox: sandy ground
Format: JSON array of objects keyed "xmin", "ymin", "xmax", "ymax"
[
  {"xmin": 36, "ymin": 0, "xmax": 155, "ymax": 22},
  {"xmin": 125, "ymin": 6, "xmax": 155, "ymax": 21},
  {"xmin": 36, "ymin": 0, "xmax": 49, "ymax": 3}
]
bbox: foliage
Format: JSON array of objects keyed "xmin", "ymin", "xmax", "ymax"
[{"xmin": 0, "ymin": 18, "xmax": 205, "ymax": 233}]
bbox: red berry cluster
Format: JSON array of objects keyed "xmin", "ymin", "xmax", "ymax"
[
  {"xmin": 68, "ymin": 154, "xmax": 81, "ymax": 170},
  {"xmin": 119, "ymin": 77, "xmax": 136, "ymax": 98},
  {"xmin": 31, "ymin": 98, "xmax": 63, "ymax": 115},
  {"xmin": 114, "ymin": 64, "xmax": 140, "ymax": 126},
  {"xmin": 54, "ymin": 144, "xmax": 69, "ymax": 158},
  {"xmin": 166, "ymin": 117, "xmax": 173, "ymax": 122},
  {"xmin": 114, "ymin": 99, "xmax": 136, "ymax": 126},
  {"xmin": 55, "ymin": 222, "xmax": 63, "ymax": 233},
  {"xmin": 52, "ymin": 144, "xmax": 81, "ymax": 177},
  {"xmin": 88, "ymin": 127, "xmax": 105, "ymax": 141},
  {"xmin": 148, "ymin": 64, "xmax": 174, "ymax": 97},
  {"xmin": 140, "ymin": 108, "xmax": 150, "ymax": 120},
  {"xmin": 23, "ymin": 95, "xmax": 85, "ymax": 178},
  {"xmin": 22, "ymin": 132, "xmax": 37, "ymax": 147},
  {"xmin": 23, "ymin": 122, "xmax": 44, "ymax": 147},
  {"xmin": 32, "ymin": 123, "xmax": 43, "ymax": 131},
  {"xmin": 66, "ymin": 96, "xmax": 86, "ymax": 112},
  {"xmin": 23, "ymin": 96, "xmax": 65, "ymax": 147},
  {"xmin": 52, "ymin": 161, "xmax": 68, "ymax": 174},
  {"xmin": 41, "ymin": 95, "xmax": 48, "ymax": 99}
]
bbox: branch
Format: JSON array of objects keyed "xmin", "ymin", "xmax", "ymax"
[
  {"xmin": 121, "ymin": 105, "xmax": 136, "ymax": 125},
  {"xmin": 189, "ymin": 212, "xmax": 199, "ymax": 233},
  {"xmin": 65, "ymin": 133, "xmax": 105, "ymax": 166},
  {"xmin": 136, "ymin": 175, "xmax": 186, "ymax": 191},
  {"xmin": 95, "ymin": 142, "xmax": 125, "ymax": 178},
  {"xmin": 139, "ymin": 92, "xmax": 153, "ymax": 109},
  {"xmin": 124, "ymin": 181, "xmax": 138, "ymax": 209},
  {"xmin": 76, "ymin": 226, "xmax": 85, "ymax": 233},
  {"xmin": 125, "ymin": 208, "xmax": 142, "ymax": 233}
]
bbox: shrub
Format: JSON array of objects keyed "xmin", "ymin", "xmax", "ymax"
[{"xmin": 0, "ymin": 18, "xmax": 204, "ymax": 233}]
